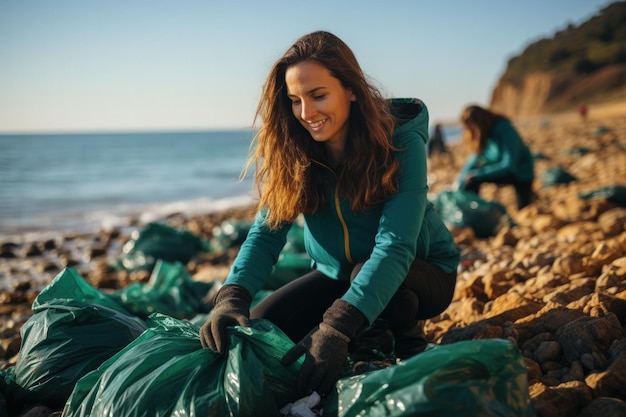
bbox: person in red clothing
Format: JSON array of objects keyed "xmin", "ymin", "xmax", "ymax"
[{"xmin": 578, "ymin": 104, "xmax": 588, "ymax": 121}]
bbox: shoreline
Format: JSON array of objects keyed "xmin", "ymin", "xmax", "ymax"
[{"xmin": 0, "ymin": 194, "xmax": 255, "ymax": 243}]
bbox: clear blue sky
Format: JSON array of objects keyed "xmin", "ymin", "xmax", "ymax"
[{"xmin": 0, "ymin": 0, "xmax": 614, "ymax": 133}]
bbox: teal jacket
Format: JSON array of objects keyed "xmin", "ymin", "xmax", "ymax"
[
  {"xmin": 224, "ymin": 98, "xmax": 460, "ymax": 324},
  {"xmin": 457, "ymin": 118, "xmax": 534, "ymax": 188}
]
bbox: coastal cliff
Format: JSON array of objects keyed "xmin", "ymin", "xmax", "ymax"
[
  {"xmin": 490, "ymin": 1, "xmax": 626, "ymax": 117},
  {"xmin": 490, "ymin": 65, "xmax": 626, "ymax": 116}
]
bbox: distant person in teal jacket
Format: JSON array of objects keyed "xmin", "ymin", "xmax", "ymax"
[
  {"xmin": 199, "ymin": 31, "xmax": 459, "ymax": 396},
  {"xmin": 456, "ymin": 105, "xmax": 535, "ymax": 209}
]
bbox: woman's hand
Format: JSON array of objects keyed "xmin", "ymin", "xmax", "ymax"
[
  {"xmin": 281, "ymin": 299, "xmax": 367, "ymax": 396},
  {"xmin": 281, "ymin": 323, "xmax": 350, "ymax": 395},
  {"xmin": 199, "ymin": 285, "xmax": 252, "ymax": 353}
]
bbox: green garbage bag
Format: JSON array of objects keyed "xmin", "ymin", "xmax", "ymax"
[
  {"xmin": 579, "ymin": 184, "xmax": 626, "ymax": 206},
  {"xmin": 62, "ymin": 317, "xmax": 301, "ymax": 417},
  {"xmin": 266, "ymin": 220, "xmax": 310, "ymax": 290},
  {"xmin": 0, "ymin": 367, "xmax": 15, "ymax": 417},
  {"xmin": 432, "ymin": 190, "xmax": 512, "ymax": 238},
  {"xmin": 594, "ymin": 126, "xmax": 610, "ymax": 136},
  {"xmin": 12, "ymin": 268, "xmax": 148, "ymax": 408},
  {"xmin": 113, "ymin": 222, "xmax": 211, "ymax": 272},
  {"xmin": 562, "ymin": 146, "xmax": 590, "ymax": 156},
  {"xmin": 541, "ymin": 166, "xmax": 577, "ymax": 188},
  {"xmin": 211, "ymin": 218, "xmax": 311, "ymax": 291},
  {"xmin": 266, "ymin": 252, "xmax": 312, "ymax": 291},
  {"xmin": 107, "ymin": 260, "xmax": 214, "ymax": 319},
  {"xmin": 325, "ymin": 339, "xmax": 534, "ymax": 417},
  {"xmin": 283, "ymin": 220, "xmax": 306, "ymax": 253},
  {"xmin": 210, "ymin": 218, "xmax": 253, "ymax": 253}
]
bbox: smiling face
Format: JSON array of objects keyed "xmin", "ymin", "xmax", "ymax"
[{"xmin": 285, "ymin": 60, "xmax": 356, "ymax": 161}]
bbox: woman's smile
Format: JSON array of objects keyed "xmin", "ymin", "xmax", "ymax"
[{"xmin": 308, "ymin": 118, "xmax": 327, "ymax": 130}]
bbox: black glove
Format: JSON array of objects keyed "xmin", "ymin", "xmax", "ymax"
[
  {"xmin": 281, "ymin": 299, "xmax": 367, "ymax": 396},
  {"xmin": 199, "ymin": 284, "xmax": 252, "ymax": 353}
]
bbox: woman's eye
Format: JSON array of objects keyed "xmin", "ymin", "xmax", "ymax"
[{"xmin": 313, "ymin": 94, "xmax": 325, "ymax": 100}]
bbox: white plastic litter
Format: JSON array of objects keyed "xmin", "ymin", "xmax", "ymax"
[{"xmin": 279, "ymin": 391, "xmax": 322, "ymax": 417}]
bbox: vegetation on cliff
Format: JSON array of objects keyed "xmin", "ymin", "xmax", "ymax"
[{"xmin": 502, "ymin": 1, "xmax": 626, "ymax": 83}]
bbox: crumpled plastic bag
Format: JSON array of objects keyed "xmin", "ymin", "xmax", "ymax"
[
  {"xmin": 541, "ymin": 166, "xmax": 577, "ymax": 188},
  {"xmin": 211, "ymin": 218, "xmax": 311, "ymax": 291},
  {"xmin": 12, "ymin": 268, "xmax": 148, "ymax": 408},
  {"xmin": 266, "ymin": 220, "xmax": 311, "ymax": 290},
  {"xmin": 113, "ymin": 222, "xmax": 211, "ymax": 272},
  {"xmin": 0, "ymin": 367, "xmax": 15, "ymax": 416},
  {"xmin": 62, "ymin": 317, "xmax": 302, "ymax": 417},
  {"xmin": 431, "ymin": 190, "xmax": 513, "ymax": 238},
  {"xmin": 266, "ymin": 252, "xmax": 312, "ymax": 291},
  {"xmin": 107, "ymin": 259, "xmax": 214, "ymax": 319},
  {"xmin": 210, "ymin": 218, "xmax": 253, "ymax": 253},
  {"xmin": 280, "ymin": 392, "xmax": 322, "ymax": 417},
  {"xmin": 324, "ymin": 338, "xmax": 534, "ymax": 417},
  {"xmin": 562, "ymin": 146, "xmax": 590, "ymax": 156},
  {"xmin": 579, "ymin": 184, "xmax": 626, "ymax": 206}
]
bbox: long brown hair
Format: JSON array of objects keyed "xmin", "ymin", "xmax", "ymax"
[
  {"xmin": 245, "ymin": 31, "xmax": 398, "ymax": 229},
  {"xmin": 460, "ymin": 105, "xmax": 507, "ymax": 153}
]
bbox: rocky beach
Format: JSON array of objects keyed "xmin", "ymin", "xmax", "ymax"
[{"xmin": 1, "ymin": 101, "xmax": 626, "ymax": 416}]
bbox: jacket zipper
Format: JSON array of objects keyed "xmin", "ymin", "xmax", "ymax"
[
  {"xmin": 313, "ymin": 159, "xmax": 353, "ymax": 264},
  {"xmin": 334, "ymin": 186, "xmax": 353, "ymax": 263}
]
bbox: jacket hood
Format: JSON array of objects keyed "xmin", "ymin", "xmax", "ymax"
[{"xmin": 388, "ymin": 98, "xmax": 429, "ymax": 144}]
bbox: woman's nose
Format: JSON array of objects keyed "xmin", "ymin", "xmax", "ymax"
[{"xmin": 301, "ymin": 100, "xmax": 316, "ymax": 120}]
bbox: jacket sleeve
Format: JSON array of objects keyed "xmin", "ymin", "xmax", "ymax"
[
  {"xmin": 223, "ymin": 208, "xmax": 291, "ymax": 296},
  {"xmin": 456, "ymin": 153, "xmax": 478, "ymax": 190},
  {"xmin": 469, "ymin": 120, "xmax": 525, "ymax": 181},
  {"xmin": 341, "ymin": 111, "xmax": 430, "ymax": 324}
]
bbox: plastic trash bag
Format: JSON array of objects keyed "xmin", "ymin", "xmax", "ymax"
[
  {"xmin": 266, "ymin": 220, "xmax": 311, "ymax": 290},
  {"xmin": 0, "ymin": 367, "xmax": 15, "ymax": 417},
  {"xmin": 211, "ymin": 218, "xmax": 311, "ymax": 290},
  {"xmin": 283, "ymin": 218, "xmax": 306, "ymax": 253},
  {"xmin": 432, "ymin": 190, "xmax": 512, "ymax": 238},
  {"xmin": 579, "ymin": 184, "xmax": 626, "ymax": 206},
  {"xmin": 107, "ymin": 260, "xmax": 214, "ymax": 319},
  {"xmin": 212, "ymin": 217, "xmax": 311, "ymax": 291},
  {"xmin": 541, "ymin": 166, "xmax": 577, "ymax": 188},
  {"xmin": 562, "ymin": 146, "xmax": 590, "ymax": 156},
  {"xmin": 113, "ymin": 222, "xmax": 211, "ymax": 272},
  {"xmin": 595, "ymin": 126, "xmax": 610, "ymax": 136},
  {"xmin": 212, "ymin": 216, "xmax": 306, "ymax": 255},
  {"xmin": 210, "ymin": 218, "xmax": 253, "ymax": 253},
  {"xmin": 324, "ymin": 338, "xmax": 534, "ymax": 417},
  {"xmin": 12, "ymin": 268, "xmax": 148, "ymax": 408},
  {"xmin": 62, "ymin": 316, "xmax": 301, "ymax": 417},
  {"xmin": 266, "ymin": 252, "xmax": 312, "ymax": 291}
]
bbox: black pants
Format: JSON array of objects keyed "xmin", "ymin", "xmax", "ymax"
[
  {"xmin": 250, "ymin": 258, "xmax": 457, "ymax": 342},
  {"xmin": 464, "ymin": 175, "xmax": 534, "ymax": 210}
]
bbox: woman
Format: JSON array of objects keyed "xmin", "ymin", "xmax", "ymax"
[
  {"xmin": 456, "ymin": 105, "xmax": 535, "ymax": 209},
  {"xmin": 200, "ymin": 31, "xmax": 459, "ymax": 396}
]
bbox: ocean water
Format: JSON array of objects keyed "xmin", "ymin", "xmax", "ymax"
[
  {"xmin": 0, "ymin": 130, "xmax": 256, "ymax": 237},
  {"xmin": 0, "ymin": 126, "xmax": 461, "ymax": 238}
]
